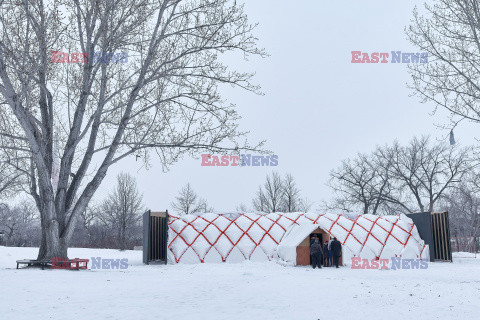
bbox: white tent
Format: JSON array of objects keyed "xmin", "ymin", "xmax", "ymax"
[{"xmin": 167, "ymin": 212, "xmax": 429, "ymax": 264}]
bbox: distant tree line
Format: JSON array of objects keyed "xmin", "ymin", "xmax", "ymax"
[
  {"xmin": 2, "ymin": 137, "xmax": 479, "ymax": 252},
  {"xmin": 171, "ymin": 172, "xmax": 312, "ymax": 216},
  {"xmin": 327, "ymin": 136, "xmax": 472, "ymax": 215},
  {"xmin": 72, "ymin": 173, "xmax": 144, "ymax": 250},
  {"xmin": 441, "ymin": 174, "xmax": 480, "ymax": 253},
  {"xmin": 326, "ymin": 136, "xmax": 479, "ymax": 251},
  {"xmin": 0, "ymin": 173, "xmax": 144, "ymax": 250},
  {"xmin": 0, "ymin": 202, "xmax": 40, "ymax": 247}
]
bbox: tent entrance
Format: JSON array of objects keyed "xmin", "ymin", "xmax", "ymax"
[
  {"xmin": 309, "ymin": 233, "xmax": 324, "ymax": 245},
  {"xmin": 296, "ymin": 227, "xmax": 331, "ymax": 266}
]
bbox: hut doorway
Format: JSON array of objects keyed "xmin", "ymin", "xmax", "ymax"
[{"xmin": 296, "ymin": 227, "xmax": 342, "ymax": 266}]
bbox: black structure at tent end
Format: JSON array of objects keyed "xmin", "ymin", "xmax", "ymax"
[
  {"xmin": 406, "ymin": 211, "xmax": 452, "ymax": 262},
  {"xmin": 143, "ymin": 210, "xmax": 169, "ymax": 264}
]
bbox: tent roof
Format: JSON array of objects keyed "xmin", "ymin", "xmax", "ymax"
[{"xmin": 279, "ymin": 224, "xmax": 325, "ymax": 249}]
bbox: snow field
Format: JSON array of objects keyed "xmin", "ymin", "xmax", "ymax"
[{"xmin": 1, "ymin": 247, "xmax": 479, "ymax": 320}]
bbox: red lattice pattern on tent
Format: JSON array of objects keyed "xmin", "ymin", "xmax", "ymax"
[{"xmin": 167, "ymin": 212, "xmax": 426, "ymax": 263}]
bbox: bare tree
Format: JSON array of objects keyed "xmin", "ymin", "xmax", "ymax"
[
  {"xmin": 252, "ymin": 172, "xmax": 311, "ymax": 213},
  {"xmin": 80, "ymin": 204, "xmax": 96, "ymax": 229},
  {"xmin": 282, "ymin": 174, "xmax": 301, "ymax": 212},
  {"xmin": 171, "ymin": 183, "xmax": 213, "ymax": 215},
  {"xmin": 387, "ymin": 137, "xmax": 471, "ymax": 213},
  {"xmin": 0, "ymin": 159, "xmax": 23, "ymax": 200},
  {"xmin": 443, "ymin": 173, "xmax": 480, "ymax": 252},
  {"xmin": 252, "ymin": 186, "xmax": 268, "ymax": 212},
  {"xmin": 407, "ymin": 0, "xmax": 480, "ymax": 130},
  {"xmin": 0, "ymin": 0, "xmax": 265, "ymax": 260},
  {"xmin": 196, "ymin": 198, "xmax": 214, "ymax": 214},
  {"xmin": 0, "ymin": 201, "xmax": 39, "ymax": 246},
  {"xmin": 0, "ymin": 203, "xmax": 20, "ymax": 245},
  {"xmin": 98, "ymin": 173, "xmax": 143, "ymax": 250},
  {"xmin": 252, "ymin": 172, "xmax": 283, "ymax": 213},
  {"xmin": 235, "ymin": 203, "xmax": 249, "ymax": 212},
  {"xmin": 297, "ymin": 198, "xmax": 313, "ymax": 213},
  {"xmin": 328, "ymin": 136, "xmax": 471, "ymax": 215},
  {"xmin": 328, "ymin": 154, "xmax": 388, "ymax": 214}
]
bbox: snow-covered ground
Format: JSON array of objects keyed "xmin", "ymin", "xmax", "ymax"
[{"xmin": 1, "ymin": 246, "xmax": 479, "ymax": 320}]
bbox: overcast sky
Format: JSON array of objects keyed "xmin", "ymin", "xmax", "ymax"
[{"xmin": 95, "ymin": 0, "xmax": 479, "ymax": 214}]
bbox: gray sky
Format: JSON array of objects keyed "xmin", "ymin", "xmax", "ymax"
[{"xmin": 97, "ymin": 0, "xmax": 478, "ymax": 213}]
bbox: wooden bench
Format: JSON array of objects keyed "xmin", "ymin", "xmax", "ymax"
[
  {"xmin": 16, "ymin": 259, "xmax": 51, "ymax": 270},
  {"xmin": 16, "ymin": 258, "xmax": 89, "ymax": 270},
  {"xmin": 67, "ymin": 258, "xmax": 89, "ymax": 270},
  {"xmin": 51, "ymin": 257, "xmax": 89, "ymax": 270}
]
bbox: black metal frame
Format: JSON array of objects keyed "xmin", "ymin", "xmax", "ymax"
[
  {"xmin": 430, "ymin": 211, "xmax": 452, "ymax": 262},
  {"xmin": 406, "ymin": 211, "xmax": 452, "ymax": 262},
  {"xmin": 143, "ymin": 210, "xmax": 169, "ymax": 264}
]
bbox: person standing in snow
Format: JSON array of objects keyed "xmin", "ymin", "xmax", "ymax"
[
  {"xmin": 323, "ymin": 241, "xmax": 329, "ymax": 267},
  {"xmin": 310, "ymin": 238, "xmax": 323, "ymax": 269},
  {"xmin": 310, "ymin": 236, "xmax": 317, "ymax": 267},
  {"xmin": 331, "ymin": 237, "xmax": 342, "ymax": 268},
  {"xmin": 328, "ymin": 238, "xmax": 333, "ymax": 266}
]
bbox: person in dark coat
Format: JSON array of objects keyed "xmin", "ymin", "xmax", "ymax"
[
  {"xmin": 328, "ymin": 238, "xmax": 333, "ymax": 266},
  {"xmin": 310, "ymin": 236, "xmax": 317, "ymax": 267},
  {"xmin": 331, "ymin": 237, "xmax": 342, "ymax": 268},
  {"xmin": 323, "ymin": 241, "xmax": 330, "ymax": 267},
  {"xmin": 310, "ymin": 238, "xmax": 323, "ymax": 269}
]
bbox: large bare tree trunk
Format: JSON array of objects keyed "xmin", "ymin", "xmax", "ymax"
[
  {"xmin": 0, "ymin": 0, "xmax": 265, "ymax": 261},
  {"xmin": 37, "ymin": 199, "xmax": 81, "ymax": 261}
]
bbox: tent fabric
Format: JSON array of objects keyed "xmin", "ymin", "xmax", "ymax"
[{"xmin": 167, "ymin": 212, "xmax": 426, "ymax": 264}]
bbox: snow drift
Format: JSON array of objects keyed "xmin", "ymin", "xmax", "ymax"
[{"xmin": 167, "ymin": 212, "xmax": 428, "ymax": 264}]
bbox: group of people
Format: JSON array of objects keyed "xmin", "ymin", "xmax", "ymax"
[{"xmin": 309, "ymin": 236, "xmax": 342, "ymax": 269}]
